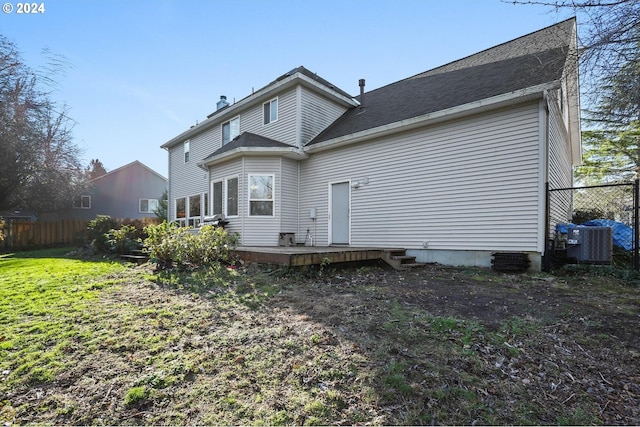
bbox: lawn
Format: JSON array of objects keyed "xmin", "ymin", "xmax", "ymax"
[{"xmin": 1, "ymin": 248, "xmax": 638, "ymax": 425}]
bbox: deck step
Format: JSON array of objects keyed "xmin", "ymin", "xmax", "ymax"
[{"xmin": 380, "ymin": 249, "xmax": 429, "ymax": 270}]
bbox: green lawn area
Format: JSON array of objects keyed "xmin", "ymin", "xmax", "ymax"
[
  {"xmin": 1, "ymin": 248, "xmax": 638, "ymax": 425},
  {"xmin": 0, "ymin": 248, "xmax": 126, "ymax": 388}
]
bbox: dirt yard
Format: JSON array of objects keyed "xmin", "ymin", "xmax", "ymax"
[{"xmin": 2, "ymin": 259, "xmax": 639, "ymax": 425}]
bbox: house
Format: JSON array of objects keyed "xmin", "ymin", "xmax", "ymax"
[
  {"xmin": 161, "ymin": 19, "xmax": 581, "ymax": 271},
  {"xmin": 41, "ymin": 161, "xmax": 167, "ymax": 221}
]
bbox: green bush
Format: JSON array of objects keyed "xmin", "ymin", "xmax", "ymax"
[
  {"xmin": 106, "ymin": 224, "xmax": 140, "ymax": 255},
  {"xmin": 87, "ymin": 215, "xmax": 117, "ymax": 252},
  {"xmin": 143, "ymin": 222, "xmax": 237, "ymax": 270}
]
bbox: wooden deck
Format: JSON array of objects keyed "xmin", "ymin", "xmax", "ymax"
[{"xmin": 233, "ymin": 246, "xmax": 398, "ymax": 268}]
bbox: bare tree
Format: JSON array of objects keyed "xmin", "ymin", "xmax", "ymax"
[
  {"xmin": 507, "ymin": 1, "xmax": 639, "ymax": 96},
  {"xmin": 0, "ymin": 35, "xmax": 84, "ymax": 213}
]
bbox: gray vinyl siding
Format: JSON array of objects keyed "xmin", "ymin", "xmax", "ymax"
[
  {"xmin": 167, "ymin": 131, "xmax": 212, "ymax": 221},
  {"xmin": 300, "ymin": 89, "xmax": 350, "ymax": 144},
  {"xmin": 547, "ymin": 93, "xmax": 574, "ymax": 233},
  {"xmin": 242, "ymin": 157, "xmax": 281, "ymax": 246},
  {"xmin": 240, "ymin": 88, "xmax": 298, "ymax": 146},
  {"xmin": 280, "ymin": 158, "xmax": 299, "ymax": 238},
  {"xmin": 299, "ymin": 102, "xmax": 542, "ymax": 251}
]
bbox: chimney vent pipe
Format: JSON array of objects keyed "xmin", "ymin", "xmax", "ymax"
[{"xmin": 358, "ymin": 79, "xmax": 365, "ymax": 105}]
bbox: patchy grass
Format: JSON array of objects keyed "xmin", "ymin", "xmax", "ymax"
[{"xmin": 1, "ymin": 251, "xmax": 638, "ymax": 425}]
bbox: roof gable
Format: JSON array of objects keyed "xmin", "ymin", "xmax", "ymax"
[{"xmin": 90, "ymin": 160, "xmax": 167, "ymax": 183}]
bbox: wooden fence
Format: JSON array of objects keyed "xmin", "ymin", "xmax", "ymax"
[{"xmin": 1, "ymin": 217, "xmax": 162, "ymax": 251}]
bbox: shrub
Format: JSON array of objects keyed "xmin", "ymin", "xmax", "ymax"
[
  {"xmin": 143, "ymin": 222, "xmax": 238, "ymax": 270},
  {"xmin": 106, "ymin": 224, "xmax": 140, "ymax": 255},
  {"xmin": 87, "ymin": 215, "xmax": 117, "ymax": 252}
]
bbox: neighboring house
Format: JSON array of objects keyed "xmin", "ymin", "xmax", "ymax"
[
  {"xmin": 161, "ymin": 19, "xmax": 581, "ymax": 271},
  {"xmin": 41, "ymin": 161, "xmax": 167, "ymax": 221}
]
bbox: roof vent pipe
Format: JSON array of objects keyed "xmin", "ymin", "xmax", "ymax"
[
  {"xmin": 216, "ymin": 95, "xmax": 229, "ymax": 110},
  {"xmin": 358, "ymin": 79, "xmax": 365, "ymax": 106}
]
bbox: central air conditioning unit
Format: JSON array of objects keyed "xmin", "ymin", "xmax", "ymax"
[{"xmin": 566, "ymin": 226, "xmax": 613, "ymax": 264}]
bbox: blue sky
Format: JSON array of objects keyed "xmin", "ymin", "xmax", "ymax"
[{"xmin": 1, "ymin": 0, "xmax": 572, "ymax": 178}]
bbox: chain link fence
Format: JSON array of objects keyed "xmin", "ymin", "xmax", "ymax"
[{"xmin": 546, "ymin": 181, "xmax": 639, "ymax": 271}]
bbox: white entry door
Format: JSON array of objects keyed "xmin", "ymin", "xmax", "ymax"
[{"xmin": 330, "ymin": 182, "xmax": 350, "ymax": 245}]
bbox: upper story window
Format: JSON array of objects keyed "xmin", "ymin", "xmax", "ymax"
[
  {"xmin": 222, "ymin": 116, "xmax": 240, "ymax": 145},
  {"xmin": 73, "ymin": 195, "xmax": 91, "ymax": 209},
  {"xmin": 139, "ymin": 198, "xmax": 158, "ymax": 213},
  {"xmin": 184, "ymin": 140, "xmax": 190, "ymax": 163},
  {"xmin": 263, "ymin": 97, "xmax": 278, "ymax": 125}
]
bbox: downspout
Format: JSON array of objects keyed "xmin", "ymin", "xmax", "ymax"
[
  {"xmin": 241, "ymin": 157, "xmax": 245, "ymax": 245},
  {"xmin": 540, "ymin": 92, "xmax": 551, "ymax": 270}
]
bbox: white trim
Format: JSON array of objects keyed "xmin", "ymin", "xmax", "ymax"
[
  {"xmin": 197, "ymin": 146, "xmax": 307, "ymax": 169},
  {"xmin": 328, "ymin": 180, "xmax": 351, "ymax": 245},
  {"xmin": 73, "ymin": 195, "xmax": 92, "ymax": 209},
  {"xmin": 225, "ymin": 175, "xmax": 239, "ymax": 218},
  {"xmin": 263, "ymin": 97, "xmax": 278, "ymax": 125},
  {"xmin": 211, "ymin": 179, "xmax": 223, "ymax": 216},
  {"xmin": 138, "ymin": 198, "xmax": 159, "ymax": 214},
  {"xmin": 184, "ymin": 140, "xmax": 190, "ymax": 163},
  {"xmin": 222, "ymin": 116, "xmax": 240, "ymax": 145},
  {"xmin": 537, "ymin": 97, "xmax": 549, "ymax": 254},
  {"xmin": 248, "ymin": 173, "xmax": 275, "ymax": 217}
]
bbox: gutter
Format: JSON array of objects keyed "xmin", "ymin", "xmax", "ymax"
[
  {"xmin": 306, "ymin": 82, "xmax": 560, "ymax": 154},
  {"xmin": 197, "ymin": 146, "xmax": 309, "ymax": 170}
]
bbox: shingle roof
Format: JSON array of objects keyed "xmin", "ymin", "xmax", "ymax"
[
  {"xmin": 309, "ymin": 19, "xmax": 575, "ymax": 145},
  {"xmin": 201, "ymin": 132, "xmax": 291, "ymax": 162}
]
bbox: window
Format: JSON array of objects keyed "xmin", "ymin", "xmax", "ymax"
[
  {"xmin": 212, "ymin": 181, "xmax": 223, "ymax": 215},
  {"xmin": 73, "ymin": 195, "xmax": 91, "ymax": 209},
  {"xmin": 188, "ymin": 194, "xmax": 201, "ymax": 227},
  {"xmin": 249, "ymin": 174, "xmax": 274, "ymax": 216},
  {"xmin": 176, "ymin": 197, "xmax": 186, "ymax": 225},
  {"xmin": 212, "ymin": 177, "xmax": 238, "ymax": 217},
  {"xmin": 227, "ymin": 177, "xmax": 238, "ymax": 216},
  {"xmin": 222, "ymin": 116, "xmax": 240, "ymax": 144},
  {"xmin": 263, "ymin": 98, "xmax": 278, "ymax": 124},
  {"xmin": 184, "ymin": 140, "xmax": 190, "ymax": 163},
  {"xmin": 204, "ymin": 193, "xmax": 209, "ymax": 217},
  {"xmin": 139, "ymin": 198, "xmax": 159, "ymax": 213}
]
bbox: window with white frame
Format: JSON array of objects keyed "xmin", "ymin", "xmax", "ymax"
[
  {"xmin": 184, "ymin": 140, "xmax": 190, "ymax": 163},
  {"xmin": 188, "ymin": 194, "xmax": 201, "ymax": 227},
  {"xmin": 263, "ymin": 97, "xmax": 278, "ymax": 125},
  {"xmin": 211, "ymin": 177, "xmax": 238, "ymax": 217},
  {"xmin": 227, "ymin": 177, "xmax": 238, "ymax": 216},
  {"xmin": 222, "ymin": 116, "xmax": 240, "ymax": 145},
  {"xmin": 212, "ymin": 180, "xmax": 223, "ymax": 216},
  {"xmin": 176, "ymin": 197, "xmax": 186, "ymax": 225},
  {"xmin": 249, "ymin": 174, "xmax": 274, "ymax": 216},
  {"xmin": 73, "ymin": 195, "xmax": 91, "ymax": 209},
  {"xmin": 139, "ymin": 198, "xmax": 159, "ymax": 213}
]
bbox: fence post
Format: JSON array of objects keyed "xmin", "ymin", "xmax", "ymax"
[{"xmin": 635, "ymin": 179, "xmax": 639, "ymax": 271}]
